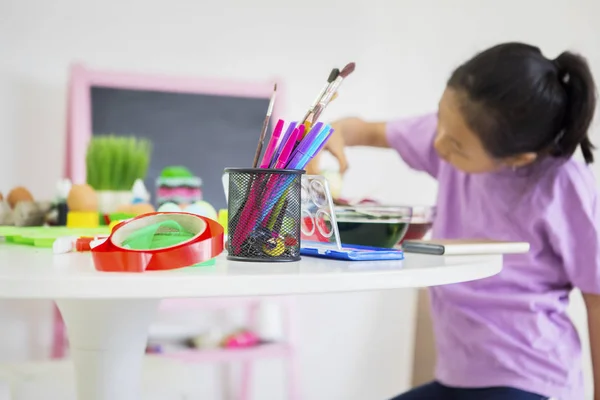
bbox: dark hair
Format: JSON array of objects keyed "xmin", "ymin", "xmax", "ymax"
[{"xmin": 447, "ymin": 42, "xmax": 597, "ymax": 164}]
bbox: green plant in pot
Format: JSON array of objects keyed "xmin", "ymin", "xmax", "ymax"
[{"xmin": 86, "ymin": 135, "xmax": 152, "ymax": 214}]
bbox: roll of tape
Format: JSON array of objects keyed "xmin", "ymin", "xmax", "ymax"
[{"xmin": 91, "ymin": 212, "xmax": 224, "ymax": 272}]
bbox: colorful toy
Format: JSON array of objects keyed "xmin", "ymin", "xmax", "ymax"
[
  {"xmin": 67, "ymin": 211, "xmax": 99, "ymax": 228},
  {"xmin": 131, "ymin": 179, "xmax": 150, "ymax": 204},
  {"xmin": 221, "ymin": 330, "xmax": 260, "ymax": 349},
  {"xmin": 66, "ymin": 183, "xmax": 99, "ymax": 228},
  {"xmin": 156, "ymin": 166, "xmax": 202, "ymax": 208}
]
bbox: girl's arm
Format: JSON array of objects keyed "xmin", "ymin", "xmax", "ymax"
[
  {"xmin": 543, "ymin": 167, "xmax": 600, "ymax": 398},
  {"xmin": 583, "ymin": 293, "xmax": 600, "ymax": 400},
  {"xmin": 307, "ymin": 114, "xmax": 440, "ymax": 176},
  {"xmin": 334, "ymin": 117, "xmax": 389, "ymax": 148},
  {"xmin": 306, "ymin": 118, "xmax": 389, "ymax": 174}
]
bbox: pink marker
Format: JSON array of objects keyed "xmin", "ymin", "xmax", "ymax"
[
  {"xmin": 259, "ymin": 119, "xmax": 285, "ymax": 168},
  {"xmin": 275, "ymin": 127, "xmax": 301, "ymax": 169}
]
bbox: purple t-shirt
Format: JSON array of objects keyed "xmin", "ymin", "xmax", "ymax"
[{"xmin": 387, "ymin": 114, "xmax": 600, "ymax": 399}]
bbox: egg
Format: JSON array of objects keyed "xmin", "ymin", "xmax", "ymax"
[
  {"xmin": 7, "ymin": 187, "xmax": 34, "ymax": 209},
  {"xmin": 158, "ymin": 202, "xmax": 181, "ymax": 213},
  {"xmin": 67, "ymin": 184, "xmax": 98, "ymax": 212},
  {"xmin": 115, "ymin": 204, "xmax": 134, "ymax": 214},
  {"xmin": 129, "ymin": 203, "xmax": 155, "ymax": 216},
  {"xmin": 185, "ymin": 201, "xmax": 217, "ymax": 220}
]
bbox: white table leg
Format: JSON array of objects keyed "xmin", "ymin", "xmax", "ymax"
[{"xmin": 55, "ymin": 299, "xmax": 160, "ymax": 400}]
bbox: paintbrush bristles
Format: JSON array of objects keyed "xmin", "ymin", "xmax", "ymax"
[
  {"xmin": 340, "ymin": 62, "xmax": 355, "ymax": 78},
  {"xmin": 301, "ymin": 68, "xmax": 340, "ymax": 124},
  {"xmin": 328, "ymin": 68, "xmax": 340, "ymax": 83},
  {"xmin": 310, "ymin": 62, "xmax": 356, "ymax": 123},
  {"xmin": 267, "ymin": 83, "xmax": 277, "ymax": 115}
]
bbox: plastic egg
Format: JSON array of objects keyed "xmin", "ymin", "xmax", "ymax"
[
  {"xmin": 116, "ymin": 203, "xmax": 155, "ymax": 216},
  {"xmin": 321, "ymin": 170, "xmax": 343, "ymax": 199},
  {"xmin": 129, "ymin": 203, "xmax": 155, "ymax": 215},
  {"xmin": 185, "ymin": 201, "xmax": 217, "ymax": 220},
  {"xmin": 157, "ymin": 202, "xmax": 181, "ymax": 213}
]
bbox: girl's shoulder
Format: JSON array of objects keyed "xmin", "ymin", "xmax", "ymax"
[{"xmin": 533, "ymin": 157, "xmax": 598, "ymax": 211}]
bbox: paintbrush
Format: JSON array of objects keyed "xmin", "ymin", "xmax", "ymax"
[
  {"xmin": 311, "ymin": 62, "xmax": 355, "ymax": 122},
  {"xmin": 252, "ymin": 83, "xmax": 277, "ymax": 168},
  {"xmin": 301, "ymin": 68, "xmax": 339, "ymax": 125}
]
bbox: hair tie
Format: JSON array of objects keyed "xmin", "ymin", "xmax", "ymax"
[{"xmin": 553, "ymin": 58, "xmax": 570, "ymax": 84}]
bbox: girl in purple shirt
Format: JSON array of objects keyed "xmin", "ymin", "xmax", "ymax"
[{"xmin": 308, "ymin": 42, "xmax": 599, "ymax": 399}]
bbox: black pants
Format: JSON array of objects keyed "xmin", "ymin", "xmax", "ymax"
[{"xmin": 390, "ymin": 381, "xmax": 548, "ymax": 400}]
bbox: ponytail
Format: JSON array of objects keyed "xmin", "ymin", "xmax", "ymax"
[
  {"xmin": 553, "ymin": 52, "xmax": 597, "ymax": 164},
  {"xmin": 446, "ymin": 43, "xmax": 597, "ymax": 164}
]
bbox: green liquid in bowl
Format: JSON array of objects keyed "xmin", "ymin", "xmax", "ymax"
[
  {"xmin": 334, "ymin": 206, "xmax": 413, "ymax": 249},
  {"xmin": 337, "ymin": 220, "xmax": 409, "ymax": 248}
]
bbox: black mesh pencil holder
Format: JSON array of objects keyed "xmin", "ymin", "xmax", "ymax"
[{"xmin": 225, "ymin": 168, "xmax": 303, "ymax": 262}]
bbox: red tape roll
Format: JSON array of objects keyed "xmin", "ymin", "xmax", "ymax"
[{"xmin": 91, "ymin": 212, "xmax": 224, "ymax": 273}]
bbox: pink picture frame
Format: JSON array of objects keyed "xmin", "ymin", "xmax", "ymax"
[{"xmin": 65, "ymin": 63, "xmax": 285, "ymax": 184}]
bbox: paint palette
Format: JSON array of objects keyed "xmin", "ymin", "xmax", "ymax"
[
  {"xmin": 300, "ymin": 175, "xmax": 342, "ymax": 250},
  {"xmin": 299, "ymin": 175, "xmax": 404, "ymax": 261}
]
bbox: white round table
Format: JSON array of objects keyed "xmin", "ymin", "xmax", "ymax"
[{"xmin": 0, "ymin": 245, "xmax": 502, "ymax": 400}]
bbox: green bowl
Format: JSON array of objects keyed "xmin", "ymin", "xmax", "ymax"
[{"xmin": 335, "ymin": 206, "xmax": 413, "ymax": 249}]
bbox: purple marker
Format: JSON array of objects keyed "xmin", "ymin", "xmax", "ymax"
[
  {"xmin": 287, "ymin": 122, "xmax": 323, "ymax": 166},
  {"xmin": 297, "ymin": 127, "xmax": 333, "ymax": 170},
  {"xmin": 287, "ymin": 124, "xmax": 331, "ymax": 170}
]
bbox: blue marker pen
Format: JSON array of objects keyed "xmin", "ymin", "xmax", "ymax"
[
  {"xmin": 296, "ymin": 128, "xmax": 334, "ymax": 170},
  {"xmin": 307, "ymin": 128, "xmax": 334, "ymax": 161}
]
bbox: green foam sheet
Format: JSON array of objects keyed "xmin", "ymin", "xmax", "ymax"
[
  {"xmin": 0, "ymin": 226, "xmax": 110, "ymax": 248},
  {"xmin": 0, "ymin": 223, "xmax": 216, "ymax": 267}
]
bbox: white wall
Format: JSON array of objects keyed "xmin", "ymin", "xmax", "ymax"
[{"xmin": 1, "ymin": 0, "xmax": 599, "ymax": 399}]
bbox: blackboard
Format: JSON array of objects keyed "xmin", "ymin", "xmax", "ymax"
[{"xmin": 91, "ymin": 87, "xmax": 270, "ymax": 211}]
